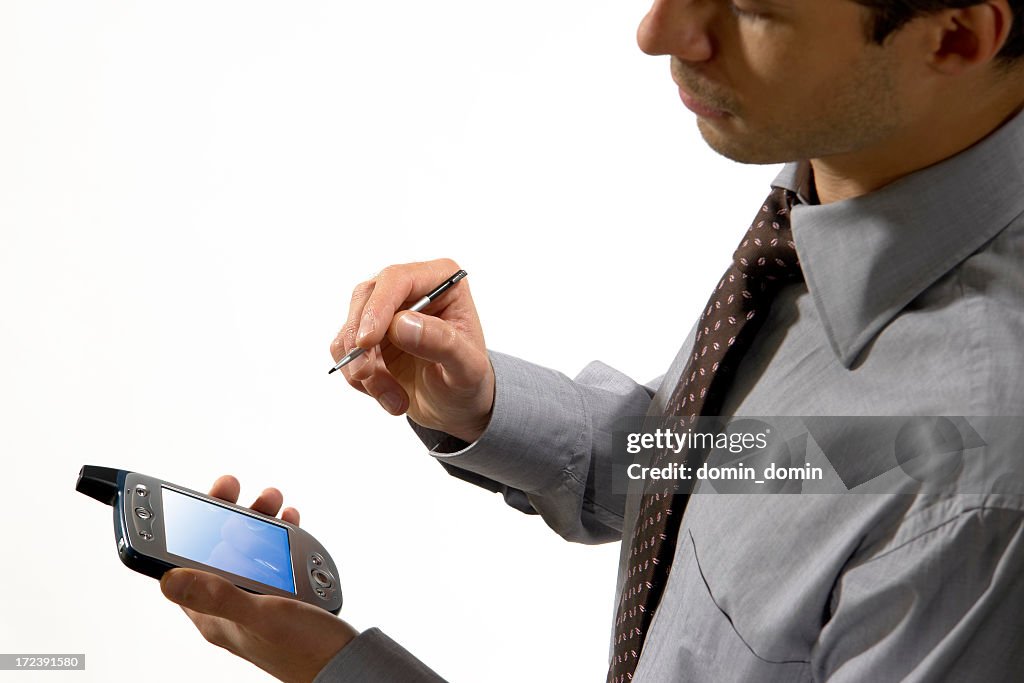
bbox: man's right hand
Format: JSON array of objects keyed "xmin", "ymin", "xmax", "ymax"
[{"xmin": 331, "ymin": 258, "xmax": 495, "ymax": 443}]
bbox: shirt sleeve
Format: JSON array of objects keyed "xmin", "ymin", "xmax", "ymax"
[
  {"xmin": 409, "ymin": 350, "xmax": 658, "ymax": 544},
  {"xmin": 313, "ymin": 628, "xmax": 448, "ymax": 683},
  {"xmin": 812, "ymin": 503, "xmax": 1024, "ymax": 682}
]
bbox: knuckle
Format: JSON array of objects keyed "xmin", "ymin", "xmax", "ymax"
[
  {"xmin": 342, "ymin": 320, "xmax": 360, "ymax": 345},
  {"xmin": 200, "ymin": 627, "xmax": 220, "ymax": 646},
  {"xmin": 350, "ymin": 363, "xmax": 373, "ymax": 382},
  {"xmin": 378, "ymin": 264, "xmax": 412, "ymax": 294},
  {"xmin": 195, "ymin": 619, "xmax": 223, "ymax": 646},
  {"xmin": 350, "ymin": 281, "xmax": 372, "ymax": 305},
  {"xmin": 440, "ymin": 323, "xmax": 459, "ymax": 351},
  {"xmin": 205, "ymin": 581, "xmax": 232, "ymax": 613}
]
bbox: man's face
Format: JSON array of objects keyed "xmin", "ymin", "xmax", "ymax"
[{"xmin": 639, "ymin": 0, "xmax": 921, "ymax": 164}]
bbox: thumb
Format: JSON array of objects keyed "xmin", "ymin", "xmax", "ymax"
[
  {"xmin": 160, "ymin": 568, "xmax": 257, "ymax": 625},
  {"xmin": 388, "ymin": 311, "xmax": 485, "ymax": 389}
]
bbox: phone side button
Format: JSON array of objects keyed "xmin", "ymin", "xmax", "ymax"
[
  {"xmin": 139, "ymin": 530, "xmax": 154, "ymax": 541},
  {"xmin": 134, "ymin": 507, "xmax": 152, "ymax": 520}
]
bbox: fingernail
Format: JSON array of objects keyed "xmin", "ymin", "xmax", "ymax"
[
  {"xmin": 356, "ymin": 310, "xmax": 376, "ymax": 344},
  {"xmin": 395, "ymin": 313, "xmax": 423, "ymax": 348},
  {"xmin": 163, "ymin": 570, "xmax": 195, "ymax": 602},
  {"xmin": 378, "ymin": 392, "xmax": 402, "ymax": 414}
]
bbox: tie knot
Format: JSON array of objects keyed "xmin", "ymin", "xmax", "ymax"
[{"xmin": 733, "ymin": 187, "xmax": 802, "ymax": 282}]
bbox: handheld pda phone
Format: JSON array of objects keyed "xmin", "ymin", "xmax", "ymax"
[{"xmin": 77, "ymin": 465, "xmax": 342, "ymax": 614}]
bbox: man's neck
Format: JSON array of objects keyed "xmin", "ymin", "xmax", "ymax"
[{"xmin": 810, "ymin": 95, "xmax": 1024, "ymax": 205}]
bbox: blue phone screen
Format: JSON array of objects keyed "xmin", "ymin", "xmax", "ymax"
[{"xmin": 161, "ymin": 487, "xmax": 295, "ymax": 593}]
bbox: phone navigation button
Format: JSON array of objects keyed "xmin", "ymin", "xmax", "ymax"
[{"xmin": 311, "ymin": 568, "xmax": 334, "ymax": 588}]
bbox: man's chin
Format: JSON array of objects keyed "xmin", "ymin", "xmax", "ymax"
[{"xmin": 696, "ymin": 119, "xmax": 791, "ymax": 165}]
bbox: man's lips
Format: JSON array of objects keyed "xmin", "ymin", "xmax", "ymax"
[
  {"xmin": 677, "ymin": 85, "xmax": 730, "ymax": 119},
  {"xmin": 671, "ymin": 59, "xmax": 733, "ymax": 119}
]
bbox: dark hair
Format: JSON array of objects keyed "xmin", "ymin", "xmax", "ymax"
[{"xmin": 852, "ymin": 0, "xmax": 1024, "ymax": 62}]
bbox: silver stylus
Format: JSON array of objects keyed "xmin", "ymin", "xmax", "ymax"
[{"xmin": 328, "ymin": 269, "xmax": 468, "ymax": 375}]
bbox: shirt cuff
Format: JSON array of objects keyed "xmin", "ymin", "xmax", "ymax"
[
  {"xmin": 409, "ymin": 350, "xmax": 587, "ymax": 494},
  {"xmin": 313, "ymin": 628, "xmax": 447, "ymax": 683}
]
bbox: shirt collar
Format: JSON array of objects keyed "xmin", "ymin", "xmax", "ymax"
[{"xmin": 771, "ymin": 106, "xmax": 1024, "ymax": 368}]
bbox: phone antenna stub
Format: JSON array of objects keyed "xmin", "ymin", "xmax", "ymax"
[{"xmin": 76, "ymin": 465, "xmax": 124, "ymax": 506}]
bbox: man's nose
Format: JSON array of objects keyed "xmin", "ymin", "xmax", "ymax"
[{"xmin": 637, "ymin": 0, "xmax": 713, "ymax": 61}]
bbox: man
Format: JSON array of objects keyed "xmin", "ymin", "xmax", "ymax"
[{"xmin": 159, "ymin": 0, "xmax": 1024, "ymax": 680}]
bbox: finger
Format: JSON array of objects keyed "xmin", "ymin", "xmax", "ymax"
[
  {"xmin": 331, "ymin": 290, "xmax": 373, "ymax": 395},
  {"xmin": 281, "ymin": 506, "xmax": 300, "ymax": 526},
  {"xmin": 343, "ymin": 345, "xmax": 409, "ymax": 414},
  {"xmin": 161, "ymin": 569, "xmax": 259, "ymax": 626},
  {"xmin": 250, "ymin": 487, "xmax": 284, "ymax": 517},
  {"xmin": 336, "ymin": 344, "xmax": 376, "ymax": 395},
  {"xmin": 209, "ymin": 475, "xmax": 241, "ymax": 504},
  {"xmin": 345, "ymin": 343, "xmax": 380, "ymax": 382},
  {"xmin": 356, "ymin": 259, "xmax": 462, "ymax": 350},
  {"xmin": 357, "ymin": 349, "xmax": 410, "ymax": 415},
  {"xmin": 388, "ymin": 311, "xmax": 488, "ymax": 390},
  {"xmin": 337, "ymin": 359, "xmax": 370, "ymax": 396},
  {"xmin": 332, "ymin": 278, "xmax": 376, "ymax": 364}
]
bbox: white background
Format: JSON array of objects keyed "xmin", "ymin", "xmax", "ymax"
[{"xmin": 0, "ymin": 1, "xmax": 777, "ymax": 681}]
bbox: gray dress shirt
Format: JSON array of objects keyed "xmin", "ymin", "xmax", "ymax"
[{"xmin": 315, "ymin": 107, "xmax": 1024, "ymax": 681}]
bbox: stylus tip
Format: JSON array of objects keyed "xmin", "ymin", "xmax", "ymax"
[{"xmin": 328, "ymin": 367, "xmax": 338, "ymax": 375}]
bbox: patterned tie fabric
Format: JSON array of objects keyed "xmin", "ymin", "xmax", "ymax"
[{"xmin": 608, "ymin": 187, "xmax": 802, "ymax": 682}]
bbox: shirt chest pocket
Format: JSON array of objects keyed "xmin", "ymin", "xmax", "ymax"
[{"xmin": 635, "ymin": 530, "xmax": 814, "ymax": 683}]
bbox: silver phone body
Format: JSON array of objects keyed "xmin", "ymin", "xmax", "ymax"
[{"xmin": 115, "ymin": 471, "xmax": 342, "ymax": 614}]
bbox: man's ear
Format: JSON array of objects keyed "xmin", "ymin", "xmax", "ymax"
[{"xmin": 925, "ymin": 0, "xmax": 1014, "ymax": 75}]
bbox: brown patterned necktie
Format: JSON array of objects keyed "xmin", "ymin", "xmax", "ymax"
[{"xmin": 608, "ymin": 187, "xmax": 802, "ymax": 682}]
